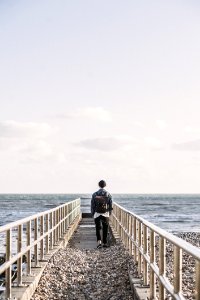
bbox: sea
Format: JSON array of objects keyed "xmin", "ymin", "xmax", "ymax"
[{"xmin": 0, "ymin": 193, "xmax": 200, "ymax": 233}]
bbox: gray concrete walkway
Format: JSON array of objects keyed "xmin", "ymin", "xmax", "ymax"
[{"xmin": 69, "ymin": 217, "xmax": 97, "ymax": 249}]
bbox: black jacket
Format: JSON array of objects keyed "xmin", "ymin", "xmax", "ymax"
[{"xmin": 91, "ymin": 188, "xmax": 112, "ymax": 216}]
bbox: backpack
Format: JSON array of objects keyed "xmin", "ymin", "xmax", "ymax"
[{"xmin": 95, "ymin": 196, "xmax": 109, "ymax": 213}]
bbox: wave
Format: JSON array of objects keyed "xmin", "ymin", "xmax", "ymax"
[{"xmin": 162, "ymin": 220, "xmax": 191, "ymax": 223}]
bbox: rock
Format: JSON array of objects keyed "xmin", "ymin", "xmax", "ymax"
[{"xmin": 31, "ymin": 242, "xmax": 136, "ymax": 300}]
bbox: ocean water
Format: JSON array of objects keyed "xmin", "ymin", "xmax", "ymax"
[{"xmin": 0, "ymin": 194, "xmax": 200, "ymax": 233}]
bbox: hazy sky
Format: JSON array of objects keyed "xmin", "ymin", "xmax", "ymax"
[{"xmin": 1, "ymin": 0, "xmax": 200, "ymax": 193}]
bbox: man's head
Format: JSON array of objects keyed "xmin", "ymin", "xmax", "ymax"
[{"xmin": 98, "ymin": 180, "xmax": 106, "ymax": 188}]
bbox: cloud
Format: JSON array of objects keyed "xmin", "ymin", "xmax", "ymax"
[
  {"xmin": 58, "ymin": 107, "xmax": 112, "ymax": 122},
  {"xmin": 145, "ymin": 137, "xmax": 163, "ymax": 149},
  {"xmin": 156, "ymin": 120, "xmax": 168, "ymax": 130},
  {"xmin": 77, "ymin": 136, "xmax": 134, "ymax": 151},
  {"xmin": 16, "ymin": 140, "xmax": 67, "ymax": 164},
  {"xmin": 0, "ymin": 120, "xmax": 52, "ymax": 138},
  {"xmin": 184, "ymin": 126, "xmax": 200, "ymax": 134},
  {"xmin": 134, "ymin": 121, "xmax": 145, "ymax": 128},
  {"xmin": 173, "ymin": 139, "xmax": 200, "ymax": 151},
  {"xmin": 0, "ymin": 120, "xmax": 65, "ymax": 164}
]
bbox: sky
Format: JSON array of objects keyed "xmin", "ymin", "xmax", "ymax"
[{"xmin": 1, "ymin": 0, "xmax": 200, "ymax": 193}]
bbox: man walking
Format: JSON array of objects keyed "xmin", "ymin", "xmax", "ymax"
[{"xmin": 91, "ymin": 180, "xmax": 112, "ymax": 248}]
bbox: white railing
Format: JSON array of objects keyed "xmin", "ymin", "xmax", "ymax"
[
  {"xmin": 0, "ymin": 198, "xmax": 81, "ymax": 299},
  {"xmin": 111, "ymin": 202, "xmax": 200, "ymax": 300}
]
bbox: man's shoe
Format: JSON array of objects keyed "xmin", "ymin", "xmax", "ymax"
[
  {"xmin": 97, "ymin": 244, "xmax": 102, "ymax": 249},
  {"xmin": 103, "ymin": 243, "xmax": 109, "ymax": 248}
]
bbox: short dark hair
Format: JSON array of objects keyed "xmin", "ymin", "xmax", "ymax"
[{"xmin": 99, "ymin": 180, "xmax": 106, "ymax": 188}]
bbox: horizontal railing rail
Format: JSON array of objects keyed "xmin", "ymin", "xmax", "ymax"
[
  {"xmin": 0, "ymin": 198, "xmax": 81, "ymax": 299},
  {"xmin": 111, "ymin": 202, "xmax": 200, "ymax": 300}
]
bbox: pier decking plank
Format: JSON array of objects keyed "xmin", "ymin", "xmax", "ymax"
[{"xmin": 69, "ymin": 217, "xmax": 97, "ymax": 249}]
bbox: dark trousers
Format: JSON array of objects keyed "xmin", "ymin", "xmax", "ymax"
[{"xmin": 95, "ymin": 215, "xmax": 109, "ymax": 244}]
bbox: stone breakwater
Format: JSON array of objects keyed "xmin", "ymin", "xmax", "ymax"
[{"xmin": 31, "ymin": 242, "xmax": 137, "ymax": 300}]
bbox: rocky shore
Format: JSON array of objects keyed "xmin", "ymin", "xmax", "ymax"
[
  {"xmin": 31, "ymin": 232, "xmax": 200, "ymax": 300},
  {"xmin": 167, "ymin": 232, "xmax": 200, "ymax": 299},
  {"xmin": 31, "ymin": 241, "xmax": 137, "ymax": 300},
  {"xmin": 153, "ymin": 232, "xmax": 200, "ymax": 299}
]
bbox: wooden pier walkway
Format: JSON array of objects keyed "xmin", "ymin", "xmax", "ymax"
[
  {"xmin": 30, "ymin": 215, "xmax": 135, "ymax": 300},
  {"xmin": 1, "ymin": 199, "xmax": 200, "ymax": 299}
]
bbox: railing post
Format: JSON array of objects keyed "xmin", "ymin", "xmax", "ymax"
[
  {"xmin": 62, "ymin": 207, "xmax": 65, "ymax": 235},
  {"xmin": 61, "ymin": 207, "xmax": 63, "ymax": 234},
  {"xmin": 17, "ymin": 224, "xmax": 23, "ymax": 286},
  {"xmin": 138, "ymin": 221, "xmax": 142, "ymax": 274},
  {"xmin": 124, "ymin": 212, "xmax": 126, "ymax": 247},
  {"xmin": 143, "ymin": 224, "xmax": 148, "ymax": 285},
  {"xmin": 55, "ymin": 210, "xmax": 59, "ymax": 243},
  {"xmin": 174, "ymin": 245, "xmax": 182, "ymax": 294},
  {"xmin": 130, "ymin": 215, "xmax": 133, "ymax": 256},
  {"xmin": 6, "ymin": 229, "xmax": 11, "ymax": 299},
  {"xmin": 40, "ymin": 215, "xmax": 44, "ymax": 261},
  {"xmin": 50, "ymin": 212, "xmax": 53, "ymax": 249},
  {"xmin": 127, "ymin": 213, "xmax": 129, "ymax": 250},
  {"xmin": 53, "ymin": 211, "xmax": 56, "ymax": 245},
  {"xmin": 125, "ymin": 212, "xmax": 128, "ymax": 249},
  {"xmin": 121, "ymin": 210, "xmax": 123, "ymax": 241},
  {"xmin": 64, "ymin": 205, "xmax": 67, "ymax": 232},
  {"xmin": 45, "ymin": 214, "xmax": 49, "ymax": 254},
  {"xmin": 126, "ymin": 213, "xmax": 129, "ymax": 249},
  {"xmin": 195, "ymin": 260, "xmax": 200, "ymax": 300},
  {"xmin": 59, "ymin": 208, "xmax": 62, "ymax": 237},
  {"xmin": 116, "ymin": 206, "xmax": 119, "ymax": 233},
  {"xmin": 72, "ymin": 202, "xmax": 74, "ymax": 213},
  {"xmin": 159, "ymin": 236, "xmax": 166, "ymax": 299},
  {"xmin": 128, "ymin": 214, "xmax": 132, "ymax": 255},
  {"xmin": 58, "ymin": 208, "xmax": 60, "ymax": 239},
  {"xmin": 150, "ymin": 230, "xmax": 156, "ymax": 299},
  {"xmin": 123, "ymin": 211, "xmax": 126, "ymax": 245},
  {"xmin": 133, "ymin": 217, "xmax": 138, "ymax": 263},
  {"xmin": 116, "ymin": 206, "xmax": 119, "ymax": 234},
  {"xmin": 69, "ymin": 203, "xmax": 71, "ymax": 224},
  {"xmin": 26, "ymin": 221, "xmax": 31, "ymax": 275},
  {"xmin": 34, "ymin": 218, "xmax": 38, "ymax": 267},
  {"xmin": 120, "ymin": 210, "xmax": 122, "ymax": 239},
  {"xmin": 66, "ymin": 204, "xmax": 69, "ymax": 229}
]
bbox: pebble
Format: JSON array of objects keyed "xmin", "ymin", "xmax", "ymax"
[
  {"xmin": 157, "ymin": 232, "xmax": 200, "ymax": 300},
  {"xmin": 31, "ymin": 232, "xmax": 200, "ymax": 300},
  {"xmin": 31, "ymin": 241, "xmax": 137, "ymax": 300}
]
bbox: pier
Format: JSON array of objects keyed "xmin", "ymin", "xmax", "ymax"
[{"xmin": 1, "ymin": 199, "xmax": 200, "ymax": 299}]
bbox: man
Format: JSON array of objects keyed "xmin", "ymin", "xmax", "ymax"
[{"xmin": 91, "ymin": 180, "xmax": 112, "ymax": 248}]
